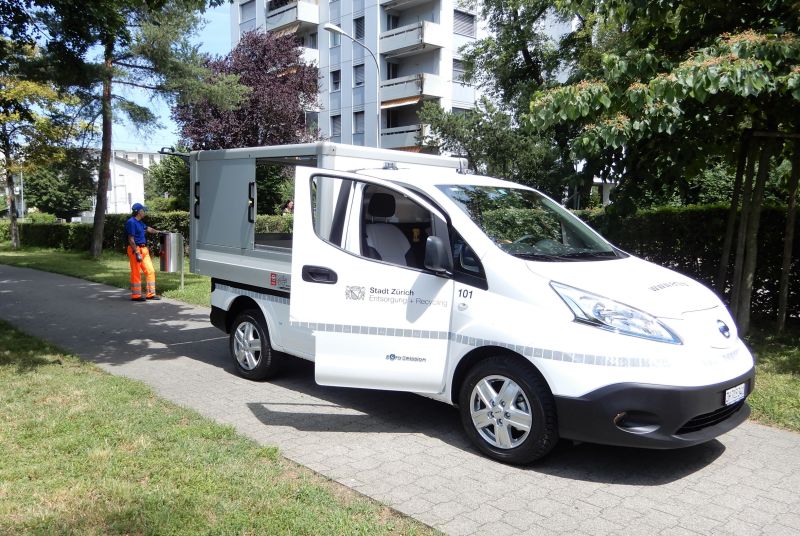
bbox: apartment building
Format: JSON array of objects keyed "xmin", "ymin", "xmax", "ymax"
[{"xmin": 230, "ymin": 0, "xmax": 481, "ymax": 151}]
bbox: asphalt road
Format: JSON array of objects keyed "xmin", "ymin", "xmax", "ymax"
[{"xmin": 1, "ymin": 264, "xmax": 798, "ymax": 535}]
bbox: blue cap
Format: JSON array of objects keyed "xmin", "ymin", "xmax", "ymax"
[{"xmin": 132, "ymin": 203, "xmax": 146, "ymax": 212}]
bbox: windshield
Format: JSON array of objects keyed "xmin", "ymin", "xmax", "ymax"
[{"xmin": 438, "ymin": 185, "xmax": 621, "ymax": 262}]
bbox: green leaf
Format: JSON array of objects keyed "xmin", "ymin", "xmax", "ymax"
[{"xmin": 599, "ymin": 94, "xmax": 612, "ymax": 108}]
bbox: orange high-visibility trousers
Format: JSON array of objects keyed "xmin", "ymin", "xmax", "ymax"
[{"xmin": 127, "ymin": 245, "xmax": 156, "ymax": 299}]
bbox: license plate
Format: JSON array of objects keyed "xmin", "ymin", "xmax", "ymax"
[{"xmin": 725, "ymin": 383, "xmax": 746, "ymax": 406}]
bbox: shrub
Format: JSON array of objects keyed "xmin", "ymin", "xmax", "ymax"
[{"xmin": 25, "ymin": 212, "xmax": 58, "ymax": 224}]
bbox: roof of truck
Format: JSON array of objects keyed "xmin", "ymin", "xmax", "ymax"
[{"xmin": 351, "ymin": 167, "xmax": 533, "ymax": 191}]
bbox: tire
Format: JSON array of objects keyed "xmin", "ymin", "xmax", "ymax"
[
  {"xmin": 229, "ymin": 309, "xmax": 280, "ymax": 381},
  {"xmin": 458, "ymin": 356, "xmax": 558, "ymax": 465}
]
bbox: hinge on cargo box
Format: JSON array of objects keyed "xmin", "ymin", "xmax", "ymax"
[
  {"xmin": 159, "ymin": 147, "xmax": 190, "ymax": 163},
  {"xmin": 383, "ymin": 162, "xmax": 398, "ymax": 170},
  {"xmin": 456, "ymin": 163, "xmax": 474, "ymax": 175}
]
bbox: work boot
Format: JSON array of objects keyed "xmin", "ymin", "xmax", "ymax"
[
  {"xmin": 131, "ymin": 297, "xmax": 147, "ymax": 302},
  {"xmin": 146, "ymin": 295, "xmax": 161, "ymax": 301}
]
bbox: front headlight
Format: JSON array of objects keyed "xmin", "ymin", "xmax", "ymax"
[{"xmin": 550, "ymin": 282, "xmax": 681, "ymax": 344}]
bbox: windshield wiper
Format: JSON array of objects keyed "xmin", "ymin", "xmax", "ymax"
[
  {"xmin": 512, "ymin": 253, "xmax": 569, "ymax": 262},
  {"xmin": 558, "ymin": 251, "xmax": 618, "ymax": 259}
]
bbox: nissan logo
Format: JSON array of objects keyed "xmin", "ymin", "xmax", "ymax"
[{"xmin": 717, "ymin": 320, "xmax": 731, "ymax": 338}]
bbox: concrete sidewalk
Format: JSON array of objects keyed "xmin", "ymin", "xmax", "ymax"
[{"xmin": 1, "ymin": 264, "xmax": 799, "ymax": 535}]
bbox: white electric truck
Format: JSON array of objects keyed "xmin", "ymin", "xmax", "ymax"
[{"xmin": 189, "ymin": 142, "xmax": 754, "ymax": 464}]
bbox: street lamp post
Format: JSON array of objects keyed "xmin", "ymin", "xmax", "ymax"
[{"xmin": 323, "ymin": 22, "xmax": 381, "ymax": 148}]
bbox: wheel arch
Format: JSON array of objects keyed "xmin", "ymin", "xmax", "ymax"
[
  {"xmin": 450, "ymin": 346, "xmax": 552, "ymax": 405},
  {"xmin": 225, "ymin": 295, "xmax": 264, "ymax": 333}
]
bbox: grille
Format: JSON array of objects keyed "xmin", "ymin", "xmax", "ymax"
[{"xmin": 676, "ymin": 400, "xmax": 745, "ymax": 435}]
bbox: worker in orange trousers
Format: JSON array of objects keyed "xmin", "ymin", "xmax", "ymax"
[{"xmin": 125, "ymin": 203, "xmax": 163, "ymax": 302}]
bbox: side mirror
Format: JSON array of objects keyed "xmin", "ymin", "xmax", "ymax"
[{"xmin": 424, "ymin": 236, "xmax": 453, "ymax": 274}]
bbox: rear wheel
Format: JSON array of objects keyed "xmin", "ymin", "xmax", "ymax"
[
  {"xmin": 229, "ymin": 309, "xmax": 280, "ymax": 380},
  {"xmin": 458, "ymin": 356, "xmax": 558, "ymax": 464}
]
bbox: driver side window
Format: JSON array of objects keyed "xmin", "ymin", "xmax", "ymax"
[{"xmin": 360, "ymin": 185, "xmax": 432, "ymax": 270}]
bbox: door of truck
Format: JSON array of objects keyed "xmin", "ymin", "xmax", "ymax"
[{"xmin": 290, "ymin": 167, "xmax": 454, "ymax": 393}]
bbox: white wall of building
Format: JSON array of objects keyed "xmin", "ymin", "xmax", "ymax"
[{"xmin": 230, "ymin": 0, "xmax": 484, "ymax": 150}]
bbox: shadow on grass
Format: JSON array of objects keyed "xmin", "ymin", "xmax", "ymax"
[{"xmin": 0, "ymin": 321, "xmax": 64, "ymax": 373}]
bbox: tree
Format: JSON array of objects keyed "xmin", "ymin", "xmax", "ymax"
[
  {"xmin": 0, "ymin": 40, "xmax": 86, "ymax": 248},
  {"xmin": 527, "ymin": 0, "xmax": 800, "ymax": 333},
  {"xmin": 145, "ymin": 151, "xmax": 190, "ymax": 210},
  {"xmin": 418, "ymin": 99, "xmax": 575, "ymax": 200},
  {"xmin": 173, "ymin": 30, "xmax": 320, "ymax": 214},
  {"xmin": 418, "ymin": 0, "xmax": 585, "ymax": 203},
  {"xmin": 25, "ymin": 148, "xmax": 97, "ymax": 219},
  {"xmin": 174, "ymin": 31, "xmax": 319, "ymax": 150},
  {"xmin": 20, "ymin": 1, "xmax": 246, "ymax": 257}
]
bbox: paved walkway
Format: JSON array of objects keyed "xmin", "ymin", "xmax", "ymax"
[{"xmin": 1, "ymin": 264, "xmax": 799, "ymax": 535}]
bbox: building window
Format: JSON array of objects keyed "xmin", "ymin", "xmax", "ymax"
[
  {"xmin": 309, "ymin": 32, "xmax": 318, "ymax": 49},
  {"xmin": 353, "ymin": 64, "xmax": 365, "ymax": 87},
  {"xmin": 354, "ymin": 16, "xmax": 365, "ymax": 41},
  {"xmin": 452, "ymin": 107, "xmax": 471, "ymax": 115},
  {"xmin": 330, "ymin": 70, "xmax": 341, "ymax": 91},
  {"xmin": 240, "ymin": 0, "xmax": 256, "ymax": 21},
  {"xmin": 330, "ymin": 24, "xmax": 341, "ymax": 47},
  {"xmin": 137, "ymin": 154, "xmax": 143, "ymax": 165},
  {"xmin": 453, "ymin": 10, "xmax": 476, "ymax": 37},
  {"xmin": 353, "ymin": 111, "xmax": 365, "ymax": 134},
  {"xmin": 387, "ymin": 62, "xmax": 399, "ymax": 79},
  {"xmin": 452, "ymin": 59, "xmax": 466, "ymax": 82},
  {"xmin": 149, "ymin": 154, "xmax": 155, "ymax": 165},
  {"xmin": 331, "ymin": 115, "xmax": 342, "ymax": 137},
  {"xmin": 387, "ymin": 14, "xmax": 400, "ymax": 30}
]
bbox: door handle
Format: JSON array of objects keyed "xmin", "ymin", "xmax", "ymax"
[{"xmin": 302, "ymin": 265, "xmax": 338, "ymax": 284}]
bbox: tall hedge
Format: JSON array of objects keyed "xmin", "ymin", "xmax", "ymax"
[{"xmin": 579, "ymin": 205, "xmax": 800, "ymax": 320}]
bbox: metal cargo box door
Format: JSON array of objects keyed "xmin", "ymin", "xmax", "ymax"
[
  {"xmin": 290, "ymin": 167, "xmax": 454, "ymax": 394},
  {"xmin": 196, "ymin": 156, "xmax": 255, "ymax": 249}
]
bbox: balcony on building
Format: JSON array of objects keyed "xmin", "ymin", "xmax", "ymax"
[
  {"xmin": 265, "ymin": 0, "xmax": 319, "ymax": 34},
  {"xmin": 381, "ymin": 124, "xmax": 430, "ymax": 150},
  {"xmin": 379, "ymin": 21, "xmax": 446, "ymax": 58},
  {"xmin": 380, "ymin": 73, "xmax": 445, "ymax": 108},
  {"xmin": 379, "ymin": 0, "xmax": 430, "ymax": 9}
]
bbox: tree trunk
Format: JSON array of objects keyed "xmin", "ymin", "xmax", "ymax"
[
  {"xmin": 730, "ymin": 141, "xmax": 758, "ymax": 319},
  {"xmin": 737, "ymin": 133, "xmax": 779, "ymax": 335},
  {"xmin": 90, "ymin": 42, "xmax": 114, "ymax": 258},
  {"xmin": 716, "ymin": 131, "xmax": 750, "ymax": 294},
  {"xmin": 1, "ymin": 126, "xmax": 20, "ymax": 249},
  {"xmin": 777, "ymin": 141, "xmax": 800, "ymax": 332}
]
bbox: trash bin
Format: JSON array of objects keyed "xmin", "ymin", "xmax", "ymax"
[{"xmin": 159, "ymin": 232, "xmax": 184, "ymax": 273}]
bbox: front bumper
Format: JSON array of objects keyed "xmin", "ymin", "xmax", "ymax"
[{"xmin": 555, "ymin": 367, "xmax": 755, "ymax": 449}]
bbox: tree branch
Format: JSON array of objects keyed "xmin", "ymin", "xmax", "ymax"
[{"xmin": 115, "ymin": 80, "xmax": 162, "ymax": 91}]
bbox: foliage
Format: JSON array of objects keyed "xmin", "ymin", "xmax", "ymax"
[
  {"xmin": 14, "ymin": 0, "xmax": 246, "ymax": 257},
  {"xmin": 174, "ymin": 31, "xmax": 319, "ymax": 150},
  {"xmin": 24, "ymin": 211, "xmax": 57, "ymax": 223},
  {"xmin": 3, "ymin": 211, "xmax": 294, "ymax": 252},
  {"xmin": 526, "ymin": 1, "xmax": 800, "ymax": 211},
  {"xmin": 24, "ymin": 148, "xmax": 97, "ymax": 219},
  {"xmin": 145, "ymin": 151, "xmax": 190, "ymax": 210},
  {"xmin": 419, "ymin": 0, "xmax": 587, "ymax": 204},
  {"xmin": 0, "ymin": 39, "xmax": 89, "ymax": 247},
  {"xmin": 418, "ymin": 99, "xmax": 576, "ymax": 201}
]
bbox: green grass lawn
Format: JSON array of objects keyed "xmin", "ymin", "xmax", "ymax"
[
  {"xmin": 0, "ymin": 319, "xmax": 434, "ymax": 535},
  {"xmin": 746, "ymin": 327, "xmax": 800, "ymax": 432},
  {"xmin": 0, "ymin": 244, "xmax": 211, "ymax": 306}
]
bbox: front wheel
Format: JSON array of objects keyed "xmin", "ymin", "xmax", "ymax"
[
  {"xmin": 229, "ymin": 309, "xmax": 280, "ymax": 380},
  {"xmin": 458, "ymin": 356, "xmax": 558, "ymax": 464}
]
